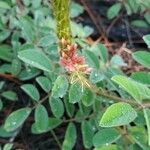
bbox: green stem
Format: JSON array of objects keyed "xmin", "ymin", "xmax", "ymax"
[{"xmin": 51, "ymin": 0, "xmax": 72, "ymax": 44}]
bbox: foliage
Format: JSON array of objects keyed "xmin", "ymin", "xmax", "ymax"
[{"xmin": 0, "ymin": 0, "xmax": 150, "ymax": 150}]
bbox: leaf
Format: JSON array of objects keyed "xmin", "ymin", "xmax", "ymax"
[
  {"xmin": 83, "ymin": 50, "xmax": 100, "ymax": 69},
  {"xmin": 0, "ymin": 30, "xmax": 11, "ymax": 42},
  {"xmin": 99, "ymin": 102, "xmax": 137, "ymax": 127},
  {"xmin": 0, "ymin": 99, "xmax": 3, "ymax": 110},
  {"xmin": 0, "ymin": 45, "xmax": 13, "ymax": 62},
  {"xmin": 112, "ymin": 75, "xmax": 150, "ymax": 101},
  {"xmin": 1, "ymin": 91, "xmax": 18, "ymax": 101},
  {"xmin": 107, "ymin": 3, "xmax": 121, "ymax": 19},
  {"xmin": 32, "ymin": 118, "xmax": 62, "ymax": 134},
  {"xmin": 81, "ymin": 87, "xmax": 95, "ymax": 106},
  {"xmin": 69, "ymin": 82, "xmax": 83, "ymax": 103},
  {"xmin": 81, "ymin": 121, "xmax": 94, "ymax": 149},
  {"xmin": 49, "ymin": 97, "xmax": 64, "ymax": 118},
  {"xmin": 62, "ymin": 123, "xmax": 77, "ymax": 150},
  {"xmin": 21, "ymin": 84, "xmax": 40, "ymax": 101},
  {"xmin": 70, "ymin": 2, "xmax": 84, "ymax": 18},
  {"xmin": 11, "ymin": 59, "xmax": 21, "ymax": 75},
  {"xmin": 97, "ymin": 44, "xmax": 108, "ymax": 63},
  {"xmin": 0, "ymin": 1, "xmax": 11, "ymax": 9},
  {"xmin": 131, "ymin": 20, "xmax": 149, "ymax": 28},
  {"xmin": 4, "ymin": 107, "xmax": 31, "ymax": 132},
  {"xmin": 36, "ymin": 76, "xmax": 51, "ymax": 92},
  {"xmin": 52, "ymin": 75, "xmax": 69, "ymax": 98},
  {"xmin": 131, "ymin": 72, "xmax": 150, "ymax": 85},
  {"xmin": 132, "ymin": 51, "xmax": 150, "ymax": 68},
  {"xmin": 93, "ymin": 128, "xmax": 120, "ymax": 147},
  {"xmin": 90, "ymin": 70, "xmax": 105, "ymax": 84},
  {"xmin": 64, "ymin": 97, "xmax": 75, "ymax": 117},
  {"xmin": 18, "ymin": 49, "xmax": 52, "ymax": 72},
  {"xmin": 0, "ymin": 126, "xmax": 17, "ymax": 138},
  {"xmin": 94, "ymin": 145, "xmax": 119, "ymax": 150},
  {"xmin": 143, "ymin": 34, "xmax": 150, "ymax": 48},
  {"xmin": 3, "ymin": 143, "xmax": 13, "ymax": 150},
  {"xmin": 34, "ymin": 104, "xmax": 49, "ymax": 132},
  {"xmin": 111, "ymin": 55, "xmax": 127, "ymax": 66}
]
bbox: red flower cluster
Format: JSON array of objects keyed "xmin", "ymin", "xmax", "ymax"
[{"xmin": 60, "ymin": 41, "xmax": 92, "ymax": 74}]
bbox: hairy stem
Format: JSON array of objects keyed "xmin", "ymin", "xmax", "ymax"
[{"xmin": 51, "ymin": 0, "xmax": 72, "ymax": 45}]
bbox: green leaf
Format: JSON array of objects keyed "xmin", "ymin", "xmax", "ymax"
[
  {"xmin": 83, "ymin": 50, "xmax": 100, "ymax": 69},
  {"xmin": 94, "ymin": 145, "xmax": 119, "ymax": 150},
  {"xmin": 1, "ymin": 91, "xmax": 18, "ymax": 101},
  {"xmin": 132, "ymin": 51, "xmax": 150, "ymax": 68},
  {"xmin": 69, "ymin": 82, "xmax": 83, "ymax": 103},
  {"xmin": 21, "ymin": 84, "xmax": 40, "ymax": 101},
  {"xmin": 4, "ymin": 107, "xmax": 31, "ymax": 132},
  {"xmin": 90, "ymin": 70, "xmax": 105, "ymax": 84},
  {"xmin": 34, "ymin": 104, "xmax": 49, "ymax": 132},
  {"xmin": 18, "ymin": 17, "xmax": 36, "ymax": 42},
  {"xmin": 112, "ymin": 75, "xmax": 150, "ymax": 101},
  {"xmin": 107, "ymin": 3, "xmax": 121, "ymax": 19},
  {"xmin": 0, "ymin": 45, "xmax": 13, "ymax": 62},
  {"xmin": 32, "ymin": 117, "xmax": 62, "ymax": 134},
  {"xmin": 49, "ymin": 97, "xmax": 64, "ymax": 118},
  {"xmin": 131, "ymin": 20, "xmax": 149, "ymax": 28},
  {"xmin": 81, "ymin": 87, "xmax": 95, "ymax": 106},
  {"xmin": 143, "ymin": 34, "xmax": 150, "ymax": 48},
  {"xmin": 0, "ymin": 126, "xmax": 17, "ymax": 138},
  {"xmin": 36, "ymin": 76, "xmax": 51, "ymax": 92},
  {"xmin": 52, "ymin": 75, "xmax": 69, "ymax": 98},
  {"xmin": 70, "ymin": 2, "xmax": 84, "ymax": 18},
  {"xmin": 18, "ymin": 49, "xmax": 52, "ymax": 72},
  {"xmin": 0, "ymin": 1, "xmax": 11, "ymax": 9},
  {"xmin": 131, "ymin": 72, "xmax": 150, "ymax": 85},
  {"xmin": 62, "ymin": 123, "xmax": 77, "ymax": 150},
  {"xmin": 111, "ymin": 55, "xmax": 127, "ymax": 66},
  {"xmin": 81, "ymin": 121, "xmax": 94, "ymax": 149},
  {"xmin": 64, "ymin": 97, "xmax": 75, "ymax": 117},
  {"xmin": 97, "ymin": 44, "xmax": 108, "ymax": 63},
  {"xmin": 0, "ymin": 30, "xmax": 11, "ymax": 42},
  {"xmin": 93, "ymin": 128, "xmax": 120, "ymax": 147},
  {"xmin": 99, "ymin": 102, "xmax": 137, "ymax": 127},
  {"xmin": 0, "ymin": 99, "xmax": 3, "ymax": 110},
  {"xmin": 11, "ymin": 59, "xmax": 21, "ymax": 75},
  {"xmin": 3, "ymin": 143, "xmax": 13, "ymax": 150}
]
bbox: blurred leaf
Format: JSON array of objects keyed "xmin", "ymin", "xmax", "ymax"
[
  {"xmin": 32, "ymin": 117, "xmax": 62, "ymax": 134},
  {"xmin": 69, "ymin": 82, "xmax": 83, "ymax": 103},
  {"xmin": 143, "ymin": 35, "xmax": 150, "ymax": 48},
  {"xmin": 52, "ymin": 75, "xmax": 69, "ymax": 98},
  {"xmin": 131, "ymin": 72, "xmax": 150, "ymax": 85},
  {"xmin": 132, "ymin": 51, "xmax": 150, "ymax": 68},
  {"xmin": 0, "ymin": 1, "xmax": 11, "ymax": 9},
  {"xmin": 0, "ymin": 99, "xmax": 3, "ymax": 110},
  {"xmin": 49, "ymin": 97, "xmax": 64, "ymax": 118},
  {"xmin": 94, "ymin": 145, "xmax": 119, "ymax": 150},
  {"xmin": 62, "ymin": 123, "xmax": 77, "ymax": 150},
  {"xmin": 18, "ymin": 49, "xmax": 52, "ymax": 72},
  {"xmin": 0, "ymin": 126, "xmax": 17, "ymax": 138},
  {"xmin": 112, "ymin": 75, "xmax": 150, "ymax": 101},
  {"xmin": 11, "ymin": 59, "xmax": 21, "ymax": 75},
  {"xmin": 1, "ymin": 91, "xmax": 18, "ymax": 101},
  {"xmin": 81, "ymin": 87, "xmax": 95, "ymax": 106},
  {"xmin": 4, "ymin": 107, "xmax": 31, "ymax": 132},
  {"xmin": 0, "ymin": 45, "xmax": 13, "ymax": 62},
  {"xmin": 90, "ymin": 70, "xmax": 105, "ymax": 84},
  {"xmin": 100, "ymin": 102, "xmax": 137, "ymax": 127},
  {"xmin": 111, "ymin": 55, "xmax": 127, "ymax": 66},
  {"xmin": 107, "ymin": 3, "xmax": 121, "ymax": 19},
  {"xmin": 83, "ymin": 50, "xmax": 100, "ymax": 69},
  {"xmin": 34, "ymin": 104, "xmax": 49, "ymax": 132},
  {"xmin": 21, "ymin": 84, "xmax": 40, "ymax": 101},
  {"xmin": 93, "ymin": 128, "xmax": 120, "ymax": 147},
  {"xmin": 0, "ymin": 30, "xmax": 10, "ymax": 42},
  {"xmin": 81, "ymin": 120, "xmax": 94, "ymax": 149},
  {"xmin": 131, "ymin": 20, "xmax": 149, "ymax": 28},
  {"xmin": 36, "ymin": 76, "xmax": 51, "ymax": 92},
  {"xmin": 70, "ymin": 2, "xmax": 84, "ymax": 18},
  {"xmin": 3, "ymin": 143, "xmax": 13, "ymax": 150}
]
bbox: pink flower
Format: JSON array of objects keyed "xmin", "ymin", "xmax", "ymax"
[{"xmin": 60, "ymin": 43, "xmax": 92, "ymax": 74}]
